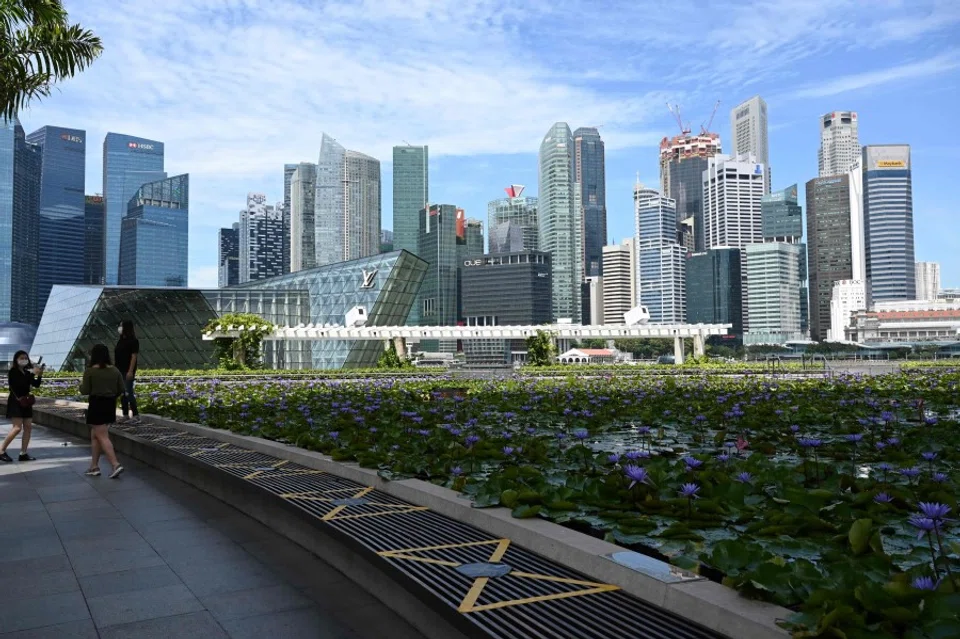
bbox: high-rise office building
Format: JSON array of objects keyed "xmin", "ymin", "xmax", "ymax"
[
  {"xmin": 829, "ymin": 279, "xmax": 867, "ymax": 341},
  {"xmin": 659, "ymin": 132, "xmax": 721, "ymax": 252},
  {"xmin": 289, "ymin": 162, "xmax": 317, "ymax": 272},
  {"xmin": 634, "ymin": 184, "xmax": 685, "ymax": 323},
  {"xmin": 745, "ymin": 242, "xmax": 802, "ymax": 344},
  {"xmin": 581, "ymin": 276, "xmax": 603, "ymax": 326},
  {"xmin": 27, "ymin": 126, "xmax": 87, "ymax": 317},
  {"xmin": 538, "ymin": 123, "xmax": 582, "ymax": 322},
  {"xmin": 702, "ymin": 154, "xmax": 765, "ymax": 328},
  {"xmin": 218, "ymin": 223, "xmax": 240, "ymax": 288},
  {"xmin": 84, "ymin": 195, "xmax": 105, "ymax": 285},
  {"xmin": 488, "ymin": 185, "xmax": 539, "ymax": 252},
  {"xmin": 916, "ymin": 262, "xmax": 941, "ymax": 302},
  {"xmin": 282, "ymin": 163, "xmax": 297, "ymax": 274},
  {"xmin": 574, "ymin": 127, "xmax": 606, "ymax": 277},
  {"xmin": 1, "ymin": 119, "xmax": 41, "ymax": 326},
  {"xmin": 392, "ymin": 145, "xmax": 428, "ymax": 255},
  {"xmin": 240, "ymin": 193, "xmax": 284, "ymax": 283},
  {"xmin": 730, "ymin": 96, "xmax": 770, "ymax": 192},
  {"xmin": 102, "ymin": 133, "xmax": 165, "ymax": 284},
  {"xmin": 460, "ymin": 215, "xmax": 484, "ymax": 259},
  {"xmin": 686, "ymin": 248, "xmax": 743, "ymax": 337},
  {"xmin": 760, "ymin": 184, "xmax": 807, "ymax": 337},
  {"xmin": 601, "ymin": 239, "xmax": 637, "ymax": 325},
  {"xmin": 862, "ymin": 145, "xmax": 915, "ymax": 302},
  {"xmin": 805, "ymin": 172, "xmax": 866, "ymax": 341},
  {"xmin": 488, "ymin": 221, "xmax": 525, "ymax": 254},
  {"xmin": 380, "ymin": 229, "xmax": 394, "ymax": 253},
  {"xmin": 417, "ymin": 204, "xmax": 460, "ymax": 352},
  {"xmin": 119, "ymin": 174, "xmax": 189, "ymax": 287},
  {"xmin": 819, "ymin": 111, "xmax": 860, "ymax": 177},
  {"xmin": 315, "ymin": 134, "xmax": 381, "ymax": 267}
]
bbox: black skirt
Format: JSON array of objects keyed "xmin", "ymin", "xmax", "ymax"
[
  {"xmin": 5, "ymin": 395, "xmax": 32, "ymax": 419},
  {"xmin": 86, "ymin": 396, "xmax": 118, "ymax": 425}
]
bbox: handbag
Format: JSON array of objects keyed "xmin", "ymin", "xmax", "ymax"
[{"xmin": 12, "ymin": 392, "xmax": 35, "ymax": 408}]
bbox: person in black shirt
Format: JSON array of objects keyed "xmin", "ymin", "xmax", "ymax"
[
  {"xmin": 115, "ymin": 319, "xmax": 141, "ymax": 424},
  {"xmin": 2, "ymin": 350, "xmax": 45, "ymax": 462}
]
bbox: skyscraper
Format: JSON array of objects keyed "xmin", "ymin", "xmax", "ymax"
[
  {"xmin": 282, "ymin": 163, "xmax": 296, "ymax": 274},
  {"xmin": 862, "ymin": 145, "xmax": 916, "ymax": 302},
  {"xmin": 730, "ymin": 96, "xmax": 770, "ymax": 192},
  {"xmin": 315, "ymin": 134, "xmax": 381, "ymax": 267},
  {"xmin": 538, "ymin": 123, "xmax": 582, "ymax": 322},
  {"xmin": 27, "ymin": 126, "xmax": 87, "ymax": 318},
  {"xmin": 84, "ymin": 195, "xmax": 105, "ymax": 285},
  {"xmin": 1, "ymin": 119, "xmax": 41, "ymax": 326},
  {"xmin": 659, "ymin": 132, "xmax": 722, "ymax": 251},
  {"xmin": 487, "ymin": 185, "xmax": 539, "ymax": 252},
  {"xmin": 392, "ymin": 145, "xmax": 428, "ymax": 255},
  {"xmin": 601, "ymin": 239, "xmax": 637, "ymax": 325},
  {"xmin": 417, "ymin": 204, "xmax": 460, "ymax": 351},
  {"xmin": 240, "ymin": 193, "xmax": 284, "ymax": 283},
  {"xmin": 805, "ymin": 172, "xmax": 866, "ymax": 341},
  {"xmin": 744, "ymin": 243, "xmax": 802, "ymax": 344},
  {"xmin": 915, "ymin": 262, "xmax": 941, "ymax": 301},
  {"xmin": 102, "ymin": 133, "xmax": 166, "ymax": 284},
  {"xmin": 218, "ymin": 223, "xmax": 240, "ymax": 288},
  {"xmin": 686, "ymin": 248, "xmax": 743, "ymax": 337},
  {"xmin": 702, "ymin": 154, "xmax": 765, "ymax": 329},
  {"xmin": 119, "ymin": 174, "xmax": 189, "ymax": 287},
  {"xmin": 634, "ymin": 184, "xmax": 685, "ymax": 324},
  {"xmin": 289, "ymin": 162, "xmax": 317, "ymax": 272},
  {"xmin": 488, "ymin": 222, "xmax": 525, "ymax": 254},
  {"xmin": 574, "ymin": 127, "xmax": 606, "ymax": 277},
  {"xmin": 760, "ymin": 184, "xmax": 807, "ymax": 336},
  {"xmin": 819, "ymin": 111, "xmax": 860, "ymax": 177}
]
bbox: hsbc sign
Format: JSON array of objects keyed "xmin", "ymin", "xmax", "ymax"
[{"xmin": 127, "ymin": 142, "xmax": 155, "ymax": 150}]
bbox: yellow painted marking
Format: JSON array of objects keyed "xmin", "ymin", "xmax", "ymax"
[
  {"xmin": 278, "ymin": 487, "xmax": 361, "ymax": 500},
  {"xmin": 464, "ymin": 585, "xmax": 619, "ymax": 613},
  {"xmin": 379, "ymin": 539, "xmax": 508, "ymax": 557},
  {"xmin": 379, "ymin": 554, "xmax": 460, "ymax": 567},
  {"xmin": 326, "ymin": 506, "xmax": 428, "ymax": 521},
  {"xmin": 488, "ymin": 539, "xmax": 510, "ymax": 563},
  {"xmin": 509, "ymin": 571, "xmax": 619, "ymax": 587},
  {"xmin": 188, "ymin": 442, "xmax": 230, "ymax": 457},
  {"xmin": 458, "ymin": 578, "xmax": 489, "ymax": 613},
  {"xmin": 242, "ymin": 460, "xmax": 290, "ymax": 480},
  {"xmin": 319, "ymin": 486, "xmax": 376, "ymax": 521}
]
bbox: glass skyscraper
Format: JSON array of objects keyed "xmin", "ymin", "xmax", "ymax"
[
  {"xmin": 487, "ymin": 185, "xmax": 539, "ymax": 252},
  {"xmin": 119, "ymin": 174, "xmax": 189, "ymax": 287},
  {"xmin": 862, "ymin": 145, "xmax": 915, "ymax": 302},
  {"xmin": 634, "ymin": 185, "xmax": 685, "ymax": 323},
  {"xmin": 417, "ymin": 204, "xmax": 460, "ymax": 330},
  {"xmin": 218, "ymin": 223, "xmax": 240, "ymax": 288},
  {"xmin": 27, "ymin": 126, "xmax": 87, "ymax": 319},
  {"xmin": 282, "ymin": 163, "xmax": 296, "ymax": 274},
  {"xmin": 686, "ymin": 248, "xmax": 743, "ymax": 337},
  {"xmin": 538, "ymin": 123, "xmax": 582, "ymax": 323},
  {"xmin": 240, "ymin": 193, "xmax": 284, "ymax": 282},
  {"xmin": 392, "ymin": 145, "xmax": 428, "ymax": 255},
  {"xmin": 1, "ymin": 119, "xmax": 41, "ymax": 326},
  {"xmin": 659, "ymin": 133, "xmax": 722, "ymax": 252},
  {"xmin": 84, "ymin": 195, "xmax": 105, "ymax": 285},
  {"xmin": 102, "ymin": 133, "xmax": 165, "ymax": 285},
  {"xmin": 289, "ymin": 162, "xmax": 317, "ymax": 271},
  {"xmin": 574, "ymin": 127, "xmax": 606, "ymax": 277}
]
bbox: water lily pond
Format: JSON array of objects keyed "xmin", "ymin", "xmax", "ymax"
[{"xmin": 41, "ymin": 369, "xmax": 960, "ymax": 638}]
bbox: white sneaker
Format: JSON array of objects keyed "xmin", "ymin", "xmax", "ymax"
[{"xmin": 109, "ymin": 465, "xmax": 124, "ymax": 479}]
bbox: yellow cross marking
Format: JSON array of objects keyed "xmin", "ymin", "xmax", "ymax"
[
  {"xmin": 278, "ymin": 487, "xmax": 362, "ymax": 499},
  {"xmin": 242, "ymin": 459, "xmax": 289, "ymax": 480},
  {"xmin": 377, "ymin": 538, "xmax": 619, "ymax": 613},
  {"xmin": 320, "ymin": 486, "xmax": 374, "ymax": 520},
  {"xmin": 325, "ymin": 506, "xmax": 429, "ymax": 521},
  {"xmin": 189, "ymin": 442, "xmax": 231, "ymax": 457}
]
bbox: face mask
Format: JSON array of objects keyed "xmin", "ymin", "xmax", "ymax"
[{"xmin": 17, "ymin": 359, "xmax": 28, "ymax": 368}]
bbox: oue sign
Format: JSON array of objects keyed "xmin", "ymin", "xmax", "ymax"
[{"xmin": 463, "ymin": 259, "xmax": 483, "ymax": 267}]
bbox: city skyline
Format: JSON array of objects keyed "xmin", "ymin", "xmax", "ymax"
[{"xmin": 13, "ymin": 0, "xmax": 960, "ymax": 288}]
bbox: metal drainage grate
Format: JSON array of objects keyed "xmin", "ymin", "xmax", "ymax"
[{"xmin": 42, "ymin": 404, "xmax": 728, "ymax": 639}]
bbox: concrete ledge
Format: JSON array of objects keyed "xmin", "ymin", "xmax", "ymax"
[
  {"xmin": 23, "ymin": 401, "xmax": 474, "ymax": 639},
  {"xmin": 40, "ymin": 399, "xmax": 791, "ymax": 639}
]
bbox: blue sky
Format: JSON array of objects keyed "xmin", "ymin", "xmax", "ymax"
[{"xmin": 19, "ymin": 0, "xmax": 960, "ymax": 288}]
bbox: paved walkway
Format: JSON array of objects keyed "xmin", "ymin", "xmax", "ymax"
[{"xmin": 0, "ymin": 421, "xmax": 427, "ymax": 639}]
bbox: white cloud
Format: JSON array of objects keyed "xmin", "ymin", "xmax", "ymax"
[{"xmin": 787, "ymin": 51, "xmax": 960, "ymax": 99}]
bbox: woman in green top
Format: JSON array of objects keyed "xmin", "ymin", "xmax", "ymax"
[{"xmin": 79, "ymin": 344, "xmax": 125, "ymax": 478}]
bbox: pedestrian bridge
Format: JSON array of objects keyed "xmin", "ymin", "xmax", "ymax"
[{"xmin": 203, "ymin": 323, "xmax": 733, "ymax": 363}]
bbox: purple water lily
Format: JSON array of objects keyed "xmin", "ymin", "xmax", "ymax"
[
  {"xmin": 735, "ymin": 472, "xmax": 753, "ymax": 483},
  {"xmin": 624, "ymin": 465, "xmax": 651, "ymax": 489},
  {"xmin": 913, "ymin": 575, "xmax": 941, "ymax": 591},
  {"xmin": 678, "ymin": 483, "xmax": 701, "ymax": 499},
  {"xmin": 918, "ymin": 502, "xmax": 951, "ymax": 521},
  {"xmin": 451, "ymin": 466, "xmax": 463, "ymax": 477},
  {"xmin": 845, "ymin": 433, "xmax": 864, "ymax": 443},
  {"xmin": 873, "ymin": 492, "xmax": 894, "ymax": 504},
  {"xmin": 573, "ymin": 428, "xmax": 590, "ymax": 441},
  {"xmin": 909, "ymin": 516, "xmax": 940, "ymax": 539},
  {"xmin": 607, "ymin": 453, "xmax": 621, "ymax": 465},
  {"xmin": 683, "ymin": 456, "xmax": 704, "ymax": 470},
  {"xmin": 921, "ymin": 451, "xmax": 938, "ymax": 462},
  {"xmin": 465, "ymin": 434, "xmax": 480, "ymax": 448},
  {"xmin": 503, "ymin": 446, "xmax": 515, "ymax": 456}
]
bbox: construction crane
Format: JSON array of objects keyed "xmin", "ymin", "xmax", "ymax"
[
  {"xmin": 666, "ymin": 103, "xmax": 690, "ymax": 136},
  {"xmin": 700, "ymin": 100, "xmax": 721, "ymax": 135}
]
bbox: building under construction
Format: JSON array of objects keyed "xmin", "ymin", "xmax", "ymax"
[{"xmin": 657, "ymin": 103, "xmax": 722, "ymax": 253}]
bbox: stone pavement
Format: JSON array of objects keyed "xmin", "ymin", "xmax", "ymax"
[{"xmin": 0, "ymin": 421, "xmax": 428, "ymax": 639}]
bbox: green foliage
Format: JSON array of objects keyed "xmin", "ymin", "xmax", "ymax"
[
  {"xmin": 376, "ymin": 342, "xmax": 411, "ymax": 369},
  {"xmin": 1, "ymin": 0, "xmax": 104, "ymax": 120},
  {"xmin": 203, "ymin": 313, "xmax": 275, "ymax": 370},
  {"xmin": 526, "ymin": 329, "xmax": 556, "ymax": 366},
  {"xmin": 613, "ymin": 338, "xmax": 675, "ymax": 358}
]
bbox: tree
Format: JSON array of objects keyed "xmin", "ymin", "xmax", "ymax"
[
  {"xmin": 579, "ymin": 338, "xmax": 607, "ymax": 349},
  {"xmin": 526, "ymin": 329, "xmax": 556, "ymax": 366},
  {"xmin": 203, "ymin": 313, "xmax": 275, "ymax": 370},
  {"xmin": 1, "ymin": 0, "xmax": 103, "ymax": 120},
  {"xmin": 377, "ymin": 341, "xmax": 411, "ymax": 370}
]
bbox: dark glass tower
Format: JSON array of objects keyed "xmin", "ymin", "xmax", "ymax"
[
  {"xmin": 1, "ymin": 119, "xmax": 41, "ymax": 325},
  {"xmin": 392, "ymin": 145, "xmax": 428, "ymax": 256},
  {"xmin": 685, "ymin": 248, "xmax": 743, "ymax": 337},
  {"xmin": 119, "ymin": 174, "xmax": 189, "ymax": 287},
  {"xmin": 84, "ymin": 195, "xmax": 105, "ymax": 285},
  {"xmin": 862, "ymin": 145, "xmax": 915, "ymax": 302},
  {"xmin": 574, "ymin": 127, "xmax": 606, "ymax": 277},
  {"xmin": 27, "ymin": 126, "xmax": 86, "ymax": 319},
  {"xmin": 218, "ymin": 223, "xmax": 240, "ymax": 288},
  {"xmin": 102, "ymin": 133, "xmax": 165, "ymax": 285}
]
